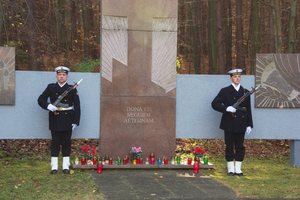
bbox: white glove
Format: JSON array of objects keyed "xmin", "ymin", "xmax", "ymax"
[
  {"xmin": 246, "ymin": 126, "xmax": 252, "ymax": 135},
  {"xmin": 226, "ymin": 106, "xmax": 236, "ymax": 113},
  {"xmin": 47, "ymin": 104, "xmax": 57, "ymax": 112},
  {"xmin": 72, "ymin": 124, "xmax": 77, "ymax": 131}
]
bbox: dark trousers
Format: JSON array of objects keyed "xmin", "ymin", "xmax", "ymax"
[
  {"xmin": 51, "ymin": 131, "xmax": 72, "ymax": 157},
  {"xmin": 224, "ymin": 131, "xmax": 245, "ymax": 162}
]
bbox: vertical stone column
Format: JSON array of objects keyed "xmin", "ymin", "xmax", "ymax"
[
  {"xmin": 290, "ymin": 140, "xmax": 300, "ymax": 167},
  {"xmin": 100, "ymin": 0, "xmax": 178, "ymax": 159}
]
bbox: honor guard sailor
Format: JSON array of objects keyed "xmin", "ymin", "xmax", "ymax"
[
  {"xmin": 211, "ymin": 69, "xmax": 253, "ymax": 176},
  {"xmin": 38, "ymin": 66, "xmax": 81, "ymax": 174}
]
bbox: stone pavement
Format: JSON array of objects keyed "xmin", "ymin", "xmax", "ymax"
[{"xmin": 90, "ymin": 169, "xmax": 244, "ymax": 200}]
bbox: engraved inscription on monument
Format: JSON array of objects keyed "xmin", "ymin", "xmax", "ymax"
[{"xmin": 124, "ymin": 106, "xmax": 154, "ymax": 124}]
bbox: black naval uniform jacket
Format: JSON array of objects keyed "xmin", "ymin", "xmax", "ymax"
[
  {"xmin": 211, "ymin": 85, "xmax": 253, "ymax": 133},
  {"xmin": 38, "ymin": 82, "xmax": 81, "ymax": 132}
]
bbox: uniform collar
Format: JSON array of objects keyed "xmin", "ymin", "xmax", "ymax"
[
  {"xmin": 57, "ymin": 82, "xmax": 67, "ymax": 88},
  {"xmin": 231, "ymin": 83, "xmax": 240, "ymax": 91}
]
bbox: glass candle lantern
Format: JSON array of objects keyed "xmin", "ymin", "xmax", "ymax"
[
  {"xmin": 139, "ymin": 158, "xmax": 143, "ymax": 164},
  {"xmin": 145, "ymin": 158, "xmax": 149, "ymax": 165},
  {"xmin": 183, "ymin": 157, "xmax": 188, "ymax": 165},
  {"xmin": 163, "ymin": 157, "xmax": 168, "ymax": 165},
  {"xmin": 149, "ymin": 153, "xmax": 155, "ymax": 165},
  {"xmin": 188, "ymin": 157, "xmax": 192, "ymax": 165},
  {"xmin": 93, "ymin": 157, "xmax": 97, "ymax": 165},
  {"xmin": 157, "ymin": 158, "xmax": 162, "ymax": 165},
  {"xmin": 105, "ymin": 156, "xmax": 109, "ymax": 164},
  {"xmin": 109, "ymin": 158, "xmax": 113, "ymax": 165},
  {"xmin": 176, "ymin": 156, "xmax": 180, "ymax": 164},
  {"xmin": 81, "ymin": 157, "xmax": 86, "ymax": 165},
  {"xmin": 74, "ymin": 157, "xmax": 79, "ymax": 165},
  {"xmin": 180, "ymin": 157, "xmax": 185, "ymax": 165},
  {"xmin": 193, "ymin": 161, "xmax": 199, "ymax": 173},
  {"xmin": 123, "ymin": 158, "xmax": 127, "ymax": 165},
  {"xmin": 97, "ymin": 163, "xmax": 103, "ymax": 174},
  {"xmin": 171, "ymin": 156, "xmax": 175, "ymax": 165},
  {"xmin": 117, "ymin": 157, "xmax": 121, "ymax": 165},
  {"xmin": 86, "ymin": 157, "xmax": 91, "ymax": 165},
  {"xmin": 136, "ymin": 156, "xmax": 140, "ymax": 164},
  {"xmin": 150, "ymin": 158, "xmax": 155, "ymax": 165},
  {"xmin": 204, "ymin": 156, "xmax": 208, "ymax": 165}
]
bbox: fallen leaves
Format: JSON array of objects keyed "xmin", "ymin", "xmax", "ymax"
[
  {"xmin": 34, "ymin": 182, "xmax": 41, "ymax": 187},
  {"xmin": 0, "ymin": 139, "xmax": 290, "ymax": 160}
]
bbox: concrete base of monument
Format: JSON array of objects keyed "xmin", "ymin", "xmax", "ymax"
[{"xmin": 72, "ymin": 162, "xmax": 214, "ymax": 169}]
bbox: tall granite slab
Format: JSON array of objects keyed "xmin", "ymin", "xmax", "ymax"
[{"xmin": 100, "ymin": 0, "xmax": 178, "ymax": 160}]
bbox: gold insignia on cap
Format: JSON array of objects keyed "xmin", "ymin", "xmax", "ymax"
[
  {"xmin": 228, "ymin": 69, "xmax": 242, "ymax": 76},
  {"xmin": 55, "ymin": 66, "xmax": 70, "ymax": 74}
]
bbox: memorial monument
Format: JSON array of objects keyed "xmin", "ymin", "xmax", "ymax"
[{"xmin": 100, "ymin": 0, "xmax": 178, "ymax": 160}]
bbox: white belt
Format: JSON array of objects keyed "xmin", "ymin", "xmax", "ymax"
[{"xmin": 57, "ymin": 106, "xmax": 73, "ymax": 111}]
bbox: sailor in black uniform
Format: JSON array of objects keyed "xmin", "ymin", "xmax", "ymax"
[
  {"xmin": 38, "ymin": 66, "xmax": 80, "ymax": 174},
  {"xmin": 211, "ymin": 69, "xmax": 253, "ymax": 176}
]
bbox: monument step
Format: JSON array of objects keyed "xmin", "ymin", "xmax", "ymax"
[{"xmin": 72, "ymin": 162, "xmax": 213, "ymax": 169}]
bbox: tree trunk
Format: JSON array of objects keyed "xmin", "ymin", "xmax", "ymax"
[
  {"xmin": 88, "ymin": 0, "xmax": 98, "ymax": 59},
  {"xmin": 288, "ymin": 0, "xmax": 298, "ymax": 53},
  {"xmin": 27, "ymin": 0, "xmax": 37, "ymax": 70},
  {"xmin": 250, "ymin": 0, "xmax": 260, "ymax": 74},
  {"xmin": 71, "ymin": 1, "xmax": 79, "ymax": 51},
  {"xmin": 58, "ymin": 0, "xmax": 67, "ymax": 55},
  {"xmin": 268, "ymin": 0, "xmax": 275, "ymax": 53},
  {"xmin": 225, "ymin": 0, "xmax": 233, "ymax": 71},
  {"xmin": 188, "ymin": 1, "xmax": 199, "ymax": 74},
  {"xmin": 195, "ymin": 1, "xmax": 205, "ymax": 74},
  {"xmin": 273, "ymin": 0, "xmax": 282, "ymax": 53},
  {"xmin": 81, "ymin": 0, "xmax": 90, "ymax": 59},
  {"xmin": 235, "ymin": 0, "xmax": 245, "ymax": 70},
  {"xmin": 208, "ymin": 0, "xmax": 217, "ymax": 74},
  {"xmin": 216, "ymin": 0, "xmax": 225, "ymax": 74}
]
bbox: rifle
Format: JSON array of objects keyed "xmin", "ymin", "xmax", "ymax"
[
  {"xmin": 231, "ymin": 84, "xmax": 261, "ymax": 118},
  {"xmin": 53, "ymin": 78, "xmax": 83, "ymax": 115}
]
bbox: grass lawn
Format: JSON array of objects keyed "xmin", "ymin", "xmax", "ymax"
[
  {"xmin": 201, "ymin": 155, "xmax": 300, "ymax": 199},
  {"xmin": 0, "ymin": 157, "xmax": 104, "ymax": 200}
]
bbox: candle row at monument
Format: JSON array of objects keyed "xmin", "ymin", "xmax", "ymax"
[{"xmin": 73, "ymin": 153, "xmax": 209, "ymax": 166}]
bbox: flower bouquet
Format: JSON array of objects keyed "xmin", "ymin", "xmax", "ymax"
[
  {"xmin": 130, "ymin": 147, "xmax": 143, "ymax": 158},
  {"xmin": 82, "ymin": 144, "xmax": 97, "ymax": 162},
  {"xmin": 192, "ymin": 147, "xmax": 206, "ymax": 159}
]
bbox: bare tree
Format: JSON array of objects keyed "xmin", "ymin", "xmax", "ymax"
[
  {"xmin": 288, "ymin": 0, "xmax": 298, "ymax": 53},
  {"xmin": 273, "ymin": 0, "xmax": 282, "ymax": 53},
  {"xmin": 27, "ymin": 0, "xmax": 38, "ymax": 70},
  {"xmin": 208, "ymin": 0, "xmax": 217, "ymax": 74},
  {"xmin": 235, "ymin": 0, "xmax": 245, "ymax": 70},
  {"xmin": 81, "ymin": 0, "xmax": 90, "ymax": 59},
  {"xmin": 216, "ymin": 0, "xmax": 225, "ymax": 74},
  {"xmin": 250, "ymin": 0, "xmax": 260, "ymax": 73},
  {"xmin": 225, "ymin": 0, "xmax": 233, "ymax": 71}
]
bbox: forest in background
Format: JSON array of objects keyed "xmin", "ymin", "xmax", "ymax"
[{"xmin": 0, "ymin": 0, "xmax": 299, "ymax": 74}]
